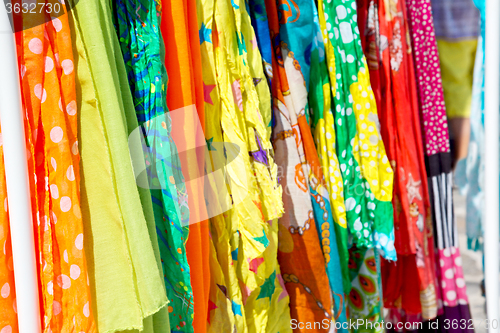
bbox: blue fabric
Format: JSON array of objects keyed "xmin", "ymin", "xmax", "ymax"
[
  {"xmin": 310, "ymin": 186, "xmax": 348, "ymax": 333},
  {"xmin": 277, "ymin": 0, "xmax": 315, "ymax": 90},
  {"xmin": 248, "ymin": 0, "xmax": 276, "ymax": 134}
]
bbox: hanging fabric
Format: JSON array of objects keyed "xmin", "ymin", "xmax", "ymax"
[
  {"xmin": 356, "ymin": 0, "xmax": 438, "ymax": 323},
  {"xmin": 0, "ymin": 7, "xmax": 96, "ymax": 332},
  {"xmin": 320, "ymin": 0, "xmax": 396, "ymax": 330},
  {"xmin": 113, "ymin": 0, "xmax": 200, "ymax": 331},
  {"xmin": 160, "ymin": 0, "xmax": 212, "ymax": 329},
  {"xmin": 405, "ymin": 0, "xmax": 473, "ymax": 328},
  {"xmin": 0, "ymin": 0, "xmax": 485, "ymax": 331},
  {"xmin": 261, "ymin": 0, "xmax": 339, "ymax": 330},
  {"xmin": 68, "ymin": 0, "xmax": 170, "ymax": 331},
  {"xmin": 314, "ymin": 0, "xmax": 352, "ymax": 300},
  {"xmin": 197, "ymin": 0, "xmax": 292, "ymax": 331}
]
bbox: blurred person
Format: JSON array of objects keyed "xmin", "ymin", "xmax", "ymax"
[{"xmin": 430, "ymin": 0, "xmax": 480, "ymax": 169}]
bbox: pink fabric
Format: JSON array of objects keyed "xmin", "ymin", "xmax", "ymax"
[
  {"xmin": 405, "ymin": 0, "xmax": 451, "ymax": 155},
  {"xmin": 436, "ymin": 247, "xmax": 469, "ymax": 309}
]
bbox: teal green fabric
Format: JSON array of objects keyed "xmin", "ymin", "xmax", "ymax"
[{"xmin": 113, "ymin": 0, "xmax": 194, "ymax": 331}]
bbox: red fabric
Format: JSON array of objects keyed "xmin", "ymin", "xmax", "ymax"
[{"xmin": 357, "ymin": 0, "xmax": 437, "ymax": 318}]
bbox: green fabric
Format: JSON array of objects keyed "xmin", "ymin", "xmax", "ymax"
[
  {"xmin": 309, "ymin": 27, "xmax": 351, "ymax": 295},
  {"xmin": 112, "ymin": 0, "xmax": 195, "ymax": 330},
  {"xmin": 68, "ymin": 0, "xmax": 170, "ymax": 332},
  {"xmin": 321, "ymin": 0, "xmax": 396, "ymax": 330},
  {"xmin": 321, "ymin": 0, "xmax": 396, "ymax": 260},
  {"xmin": 347, "ymin": 247, "xmax": 383, "ymax": 333}
]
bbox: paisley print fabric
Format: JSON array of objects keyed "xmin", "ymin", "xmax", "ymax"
[{"xmin": 264, "ymin": 0, "xmax": 340, "ymax": 330}]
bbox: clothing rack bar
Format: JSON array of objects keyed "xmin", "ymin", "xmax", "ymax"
[
  {"xmin": 0, "ymin": 7, "xmax": 42, "ymax": 333},
  {"xmin": 484, "ymin": 0, "xmax": 500, "ymax": 330}
]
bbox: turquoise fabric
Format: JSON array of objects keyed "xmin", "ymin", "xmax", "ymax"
[
  {"xmin": 113, "ymin": 0, "xmax": 194, "ymax": 330},
  {"xmin": 277, "ymin": 0, "xmax": 315, "ymax": 91},
  {"xmin": 310, "ymin": 185, "xmax": 348, "ymax": 332}
]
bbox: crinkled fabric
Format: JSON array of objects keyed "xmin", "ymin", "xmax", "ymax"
[
  {"xmin": 197, "ymin": 0, "xmax": 291, "ymax": 331},
  {"xmin": 356, "ymin": 0, "xmax": 438, "ymax": 320},
  {"xmin": 1, "ymin": 10, "xmax": 96, "ymax": 333},
  {"xmin": 264, "ymin": 0, "xmax": 340, "ymax": 330}
]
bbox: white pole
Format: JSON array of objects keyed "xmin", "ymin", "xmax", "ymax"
[
  {"xmin": 484, "ymin": 0, "xmax": 500, "ymax": 331},
  {"xmin": 0, "ymin": 6, "xmax": 42, "ymax": 333}
]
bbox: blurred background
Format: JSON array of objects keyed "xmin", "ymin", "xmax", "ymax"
[{"xmin": 431, "ymin": 0, "xmax": 487, "ymax": 330}]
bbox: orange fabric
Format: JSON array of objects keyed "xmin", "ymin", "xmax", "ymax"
[
  {"xmin": 161, "ymin": 1, "xmax": 210, "ymax": 332},
  {"xmin": 0, "ymin": 13, "xmax": 96, "ymax": 333},
  {"xmin": 0, "ymin": 132, "xmax": 17, "ymax": 333}
]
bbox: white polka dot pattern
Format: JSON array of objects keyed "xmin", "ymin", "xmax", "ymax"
[{"xmin": 405, "ymin": 0, "xmax": 451, "ymax": 155}]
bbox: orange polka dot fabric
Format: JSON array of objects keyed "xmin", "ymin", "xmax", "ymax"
[
  {"xmin": 0, "ymin": 12, "xmax": 96, "ymax": 333},
  {"xmin": 0, "ymin": 129, "xmax": 17, "ymax": 333}
]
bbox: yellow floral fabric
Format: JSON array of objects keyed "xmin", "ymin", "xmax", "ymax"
[{"xmin": 197, "ymin": 0, "xmax": 292, "ymax": 331}]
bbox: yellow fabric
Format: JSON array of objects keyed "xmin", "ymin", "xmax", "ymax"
[
  {"xmin": 349, "ymin": 65, "xmax": 394, "ymax": 204},
  {"xmin": 197, "ymin": 0, "xmax": 292, "ymax": 331},
  {"xmin": 316, "ymin": 1, "xmax": 348, "ymax": 229},
  {"xmin": 68, "ymin": 2, "xmax": 169, "ymax": 332},
  {"xmin": 437, "ymin": 38, "xmax": 478, "ymax": 118}
]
